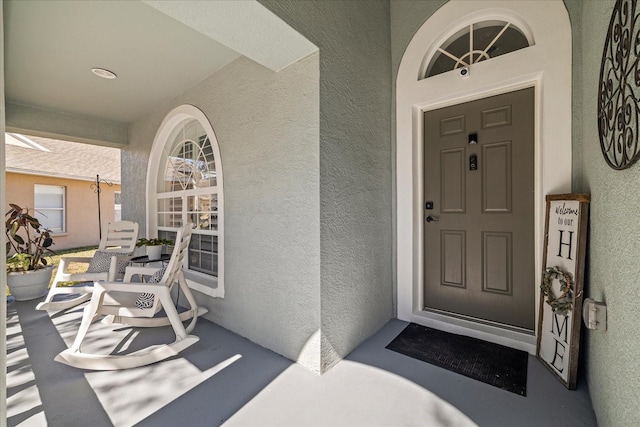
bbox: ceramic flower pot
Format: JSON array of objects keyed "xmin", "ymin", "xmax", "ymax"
[
  {"xmin": 146, "ymin": 245, "xmax": 163, "ymax": 261},
  {"xmin": 6, "ymin": 265, "xmax": 54, "ymax": 301}
]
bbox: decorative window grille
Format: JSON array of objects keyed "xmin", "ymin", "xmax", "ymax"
[
  {"xmin": 425, "ymin": 21, "xmax": 531, "ymax": 78},
  {"xmin": 154, "ymin": 118, "xmax": 222, "ymax": 279}
]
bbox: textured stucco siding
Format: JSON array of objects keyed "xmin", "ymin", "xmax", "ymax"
[
  {"xmin": 389, "ymin": 0, "xmax": 447, "ymax": 310},
  {"xmin": 1, "ymin": 5, "xmax": 7, "ymax": 419},
  {"xmin": 124, "ymin": 54, "xmax": 322, "ymax": 371},
  {"xmin": 577, "ymin": 1, "xmax": 640, "ymax": 426},
  {"xmin": 390, "ymin": 0, "xmax": 446, "ymax": 81},
  {"xmin": 261, "ymin": 0, "xmax": 394, "ymax": 371}
]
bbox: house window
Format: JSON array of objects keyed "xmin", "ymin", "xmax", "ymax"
[
  {"xmin": 425, "ymin": 21, "xmax": 531, "ymax": 78},
  {"xmin": 34, "ymin": 185, "xmax": 65, "ymax": 232},
  {"xmin": 149, "ymin": 105, "xmax": 224, "ymax": 297},
  {"xmin": 114, "ymin": 191, "xmax": 122, "ymax": 222}
]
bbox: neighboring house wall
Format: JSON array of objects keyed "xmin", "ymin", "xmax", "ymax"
[
  {"xmin": 574, "ymin": 1, "xmax": 640, "ymax": 426},
  {"xmin": 124, "ymin": 54, "xmax": 322, "ymax": 371},
  {"xmin": 5, "ymin": 172, "xmax": 121, "ymax": 251},
  {"xmin": 261, "ymin": 0, "xmax": 393, "ymax": 372}
]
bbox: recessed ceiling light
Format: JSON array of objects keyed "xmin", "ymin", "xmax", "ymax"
[{"xmin": 91, "ymin": 68, "xmax": 117, "ymax": 80}]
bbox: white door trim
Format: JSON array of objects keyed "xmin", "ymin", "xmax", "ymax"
[{"xmin": 396, "ymin": 0, "xmax": 572, "ymax": 354}]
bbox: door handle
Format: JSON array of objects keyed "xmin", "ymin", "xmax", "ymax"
[{"xmin": 426, "ymin": 215, "xmax": 440, "ymax": 223}]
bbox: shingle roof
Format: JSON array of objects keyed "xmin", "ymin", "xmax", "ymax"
[{"xmin": 5, "ymin": 134, "xmax": 121, "ymax": 184}]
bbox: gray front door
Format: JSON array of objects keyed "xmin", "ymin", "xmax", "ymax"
[{"xmin": 423, "ymin": 87, "xmax": 535, "ymax": 330}]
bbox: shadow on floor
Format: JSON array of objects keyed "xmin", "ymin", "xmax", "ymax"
[
  {"xmin": 6, "ymin": 298, "xmax": 291, "ymax": 426},
  {"xmin": 6, "ymin": 298, "xmax": 597, "ymax": 426}
]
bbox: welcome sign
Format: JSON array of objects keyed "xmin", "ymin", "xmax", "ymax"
[{"xmin": 537, "ymin": 194, "xmax": 590, "ymax": 389}]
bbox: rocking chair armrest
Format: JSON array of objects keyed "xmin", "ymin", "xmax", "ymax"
[
  {"xmin": 107, "ymin": 254, "xmax": 134, "ymax": 281},
  {"xmin": 58, "ymin": 256, "xmax": 93, "ymax": 272},
  {"xmin": 96, "ymin": 280, "xmax": 167, "ymax": 294},
  {"xmin": 60, "ymin": 256, "xmax": 94, "ymax": 263},
  {"xmin": 59, "ymin": 256, "xmax": 93, "ymax": 266},
  {"xmin": 122, "ymin": 266, "xmax": 163, "ymax": 282}
]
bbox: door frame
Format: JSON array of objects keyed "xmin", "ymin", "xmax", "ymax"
[{"xmin": 396, "ymin": 0, "xmax": 572, "ymax": 354}]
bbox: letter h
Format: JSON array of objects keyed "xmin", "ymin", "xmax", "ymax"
[{"xmin": 557, "ymin": 230, "xmax": 574, "ymax": 260}]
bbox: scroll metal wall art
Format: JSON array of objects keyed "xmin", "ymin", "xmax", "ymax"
[{"xmin": 598, "ymin": 0, "xmax": 640, "ymax": 170}]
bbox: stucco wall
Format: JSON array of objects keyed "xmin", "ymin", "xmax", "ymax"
[
  {"xmin": 124, "ymin": 54, "xmax": 322, "ymax": 371},
  {"xmin": 390, "ymin": 0, "xmax": 446, "ymax": 82},
  {"xmin": 5, "ymin": 173, "xmax": 120, "ymax": 250},
  {"xmin": 1, "ymin": 2, "xmax": 7, "ymax": 418},
  {"xmin": 577, "ymin": 1, "xmax": 640, "ymax": 426},
  {"xmin": 564, "ymin": 0, "xmax": 584, "ymax": 191},
  {"xmin": 389, "ymin": 0, "xmax": 448, "ymax": 310},
  {"xmin": 261, "ymin": 0, "xmax": 393, "ymax": 371}
]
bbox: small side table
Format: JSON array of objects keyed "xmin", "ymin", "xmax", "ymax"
[{"xmin": 129, "ymin": 254, "xmax": 171, "ymax": 265}]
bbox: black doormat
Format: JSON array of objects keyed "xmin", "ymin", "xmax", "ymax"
[{"xmin": 386, "ymin": 323, "xmax": 528, "ymax": 396}]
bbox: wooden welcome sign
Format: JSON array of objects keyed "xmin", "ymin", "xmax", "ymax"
[{"xmin": 537, "ymin": 193, "xmax": 590, "ymax": 389}]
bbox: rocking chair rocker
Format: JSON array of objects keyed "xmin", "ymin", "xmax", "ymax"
[
  {"xmin": 36, "ymin": 220, "xmax": 139, "ymax": 311},
  {"xmin": 55, "ymin": 224, "xmax": 207, "ymax": 370}
]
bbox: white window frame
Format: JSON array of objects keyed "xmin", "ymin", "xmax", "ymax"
[
  {"xmin": 33, "ymin": 184, "xmax": 66, "ymax": 233},
  {"xmin": 114, "ymin": 191, "xmax": 122, "ymax": 222},
  {"xmin": 147, "ymin": 105, "xmax": 224, "ymax": 298},
  {"xmin": 423, "ymin": 20, "xmax": 533, "ymax": 79}
]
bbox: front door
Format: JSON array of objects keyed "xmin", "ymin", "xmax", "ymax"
[{"xmin": 423, "ymin": 87, "xmax": 535, "ymax": 330}]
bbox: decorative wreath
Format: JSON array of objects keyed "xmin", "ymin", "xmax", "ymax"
[{"xmin": 541, "ymin": 266, "xmax": 574, "ymax": 316}]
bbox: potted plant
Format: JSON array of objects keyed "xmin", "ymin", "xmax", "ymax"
[
  {"xmin": 5, "ymin": 204, "xmax": 56, "ymax": 301},
  {"xmin": 136, "ymin": 237, "xmax": 174, "ymax": 261}
]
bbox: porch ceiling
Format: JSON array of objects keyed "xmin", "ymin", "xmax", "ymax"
[{"xmin": 3, "ymin": 0, "xmax": 316, "ymax": 126}]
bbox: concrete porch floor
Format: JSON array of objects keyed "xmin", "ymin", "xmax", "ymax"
[{"xmin": 6, "ymin": 298, "xmax": 597, "ymax": 427}]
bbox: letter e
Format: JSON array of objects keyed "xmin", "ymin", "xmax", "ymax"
[{"xmin": 550, "ymin": 339, "xmax": 566, "ymax": 373}]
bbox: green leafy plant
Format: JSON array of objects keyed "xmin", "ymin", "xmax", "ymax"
[
  {"xmin": 5, "ymin": 204, "xmax": 55, "ymax": 272},
  {"xmin": 136, "ymin": 237, "xmax": 174, "ymax": 247}
]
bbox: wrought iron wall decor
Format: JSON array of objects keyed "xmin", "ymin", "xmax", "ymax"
[{"xmin": 598, "ymin": 0, "xmax": 640, "ymax": 170}]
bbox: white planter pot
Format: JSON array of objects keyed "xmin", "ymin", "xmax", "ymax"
[
  {"xmin": 7, "ymin": 265, "xmax": 54, "ymax": 301},
  {"xmin": 146, "ymin": 245, "xmax": 163, "ymax": 261}
]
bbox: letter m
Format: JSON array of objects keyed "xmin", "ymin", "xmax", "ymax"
[{"xmin": 551, "ymin": 313, "xmax": 569, "ymax": 343}]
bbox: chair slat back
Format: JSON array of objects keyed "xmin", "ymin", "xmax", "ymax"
[
  {"xmin": 159, "ymin": 224, "xmax": 192, "ymax": 289},
  {"xmin": 98, "ymin": 221, "xmax": 139, "ymax": 253}
]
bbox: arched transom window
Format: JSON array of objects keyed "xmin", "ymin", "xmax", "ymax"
[
  {"xmin": 425, "ymin": 20, "xmax": 532, "ymax": 78},
  {"xmin": 150, "ymin": 105, "xmax": 224, "ymax": 297}
]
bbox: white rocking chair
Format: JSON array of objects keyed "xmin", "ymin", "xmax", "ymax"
[
  {"xmin": 36, "ymin": 220, "xmax": 139, "ymax": 311},
  {"xmin": 55, "ymin": 224, "xmax": 207, "ymax": 370}
]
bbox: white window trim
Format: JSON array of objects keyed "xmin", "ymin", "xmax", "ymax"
[
  {"xmin": 114, "ymin": 191, "xmax": 122, "ymax": 222},
  {"xmin": 396, "ymin": 1, "xmax": 572, "ymax": 354},
  {"xmin": 147, "ymin": 104, "xmax": 224, "ymax": 298}
]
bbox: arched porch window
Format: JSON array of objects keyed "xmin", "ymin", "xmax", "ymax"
[{"xmin": 149, "ymin": 105, "xmax": 224, "ymax": 297}]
